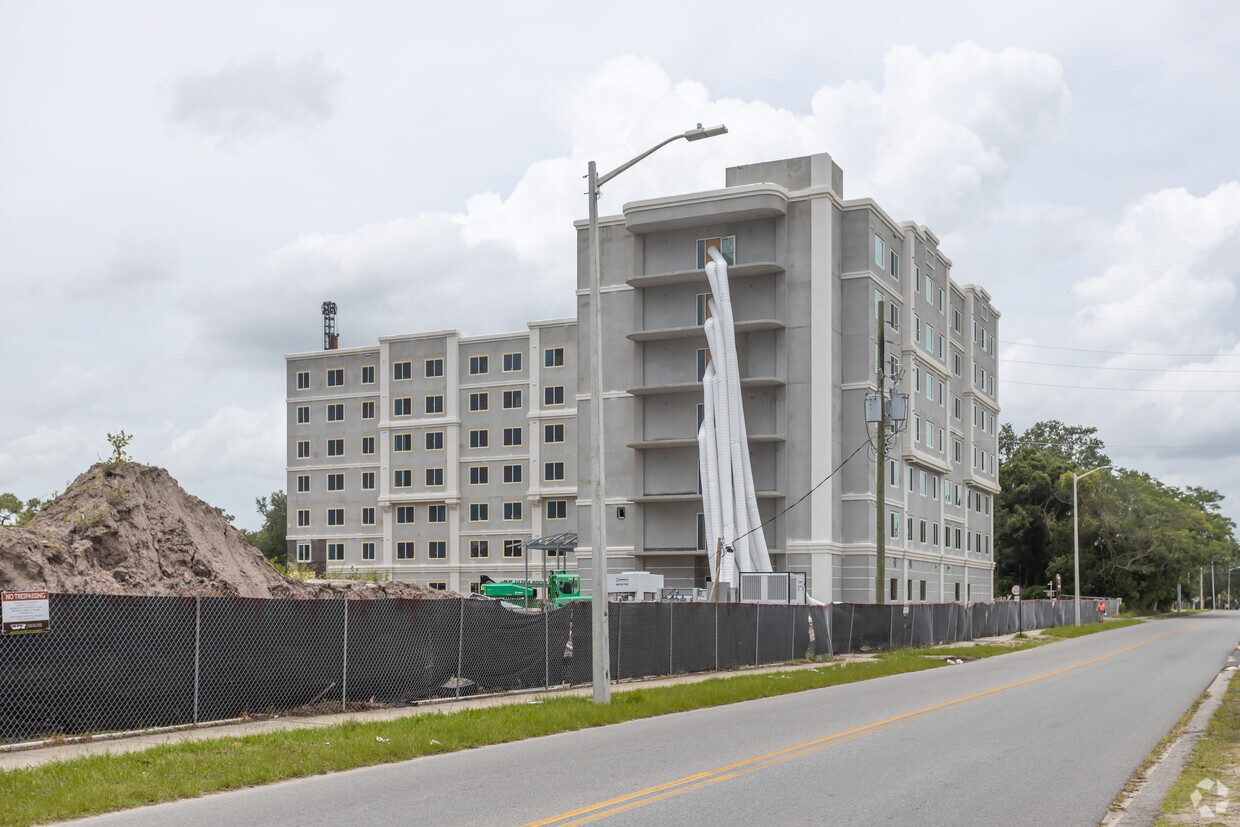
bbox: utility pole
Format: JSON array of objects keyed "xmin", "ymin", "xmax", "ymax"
[{"xmin": 875, "ymin": 299, "xmax": 886, "ymax": 605}]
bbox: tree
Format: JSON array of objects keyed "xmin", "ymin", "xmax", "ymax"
[
  {"xmin": 245, "ymin": 491, "xmax": 287, "ymax": 564},
  {"xmin": 0, "ymin": 493, "xmax": 21, "ymax": 526}
]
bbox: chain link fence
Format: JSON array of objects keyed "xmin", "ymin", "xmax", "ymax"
[{"xmin": 0, "ymin": 594, "xmax": 1118, "ymax": 745}]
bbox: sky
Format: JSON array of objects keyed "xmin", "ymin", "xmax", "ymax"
[{"xmin": 2, "ymin": 1, "xmax": 1238, "ymax": 532}]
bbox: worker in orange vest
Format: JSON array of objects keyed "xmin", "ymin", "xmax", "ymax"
[{"xmin": 1096, "ymin": 601, "xmax": 1106, "ymax": 622}]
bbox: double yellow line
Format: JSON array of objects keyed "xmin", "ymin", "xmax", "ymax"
[{"xmin": 527, "ymin": 621, "xmax": 1199, "ymax": 825}]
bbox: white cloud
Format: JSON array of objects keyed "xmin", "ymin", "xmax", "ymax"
[{"xmin": 169, "ymin": 52, "xmax": 342, "ymax": 142}]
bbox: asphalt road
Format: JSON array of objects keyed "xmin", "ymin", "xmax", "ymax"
[{"xmin": 80, "ymin": 613, "xmax": 1240, "ymax": 826}]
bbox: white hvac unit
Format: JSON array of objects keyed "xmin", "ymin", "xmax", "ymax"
[{"xmin": 738, "ymin": 572, "xmax": 806, "ymax": 604}]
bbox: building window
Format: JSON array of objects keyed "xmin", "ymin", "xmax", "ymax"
[
  {"xmin": 469, "ymin": 503, "xmax": 489, "ymax": 522},
  {"xmin": 361, "ymin": 365, "xmax": 375, "ymax": 385},
  {"xmin": 697, "ymin": 236, "xmax": 736, "ymax": 267},
  {"xmin": 362, "ymin": 542, "xmax": 375, "ymax": 560},
  {"xmin": 425, "ymin": 431, "xmax": 444, "ymax": 451},
  {"xmin": 544, "ymin": 423, "xmax": 565, "ymax": 444},
  {"xmin": 469, "ymin": 391, "xmax": 488, "ymax": 412},
  {"xmin": 546, "ymin": 500, "xmax": 567, "ymax": 520},
  {"xmin": 428, "ymin": 541, "xmax": 446, "ymax": 560},
  {"xmin": 426, "ymin": 467, "xmax": 444, "ymax": 487},
  {"xmin": 953, "ymin": 309, "xmax": 962, "ymax": 333},
  {"xmin": 361, "ymin": 436, "xmax": 375, "ymax": 456},
  {"xmin": 503, "ymin": 464, "xmax": 523, "ymax": 484},
  {"xmin": 890, "ymin": 512, "xmax": 899, "ymax": 538},
  {"xmin": 502, "ymin": 426, "xmax": 523, "ymax": 447},
  {"xmin": 469, "ymin": 355, "xmax": 489, "ymax": 375},
  {"xmin": 393, "ymin": 361, "xmax": 412, "ymax": 381},
  {"xmin": 503, "ymin": 389, "xmax": 522, "ymax": 409},
  {"xmin": 297, "ymin": 440, "xmax": 310, "ymax": 459},
  {"xmin": 425, "ymin": 358, "xmax": 444, "ymax": 378},
  {"xmin": 327, "ymin": 473, "xmax": 344, "ymax": 492},
  {"xmin": 874, "ymin": 236, "xmax": 884, "ymax": 266},
  {"xmin": 396, "ymin": 505, "xmax": 416, "ymax": 524},
  {"xmin": 429, "ymin": 504, "xmax": 446, "ymax": 523},
  {"xmin": 397, "ymin": 542, "xmax": 415, "ymax": 560},
  {"xmin": 469, "ymin": 465, "xmax": 489, "ymax": 485},
  {"xmin": 919, "ymin": 519, "xmax": 927, "ymax": 543},
  {"xmin": 361, "ymin": 400, "xmax": 376, "ymax": 420},
  {"xmin": 919, "ymin": 470, "xmax": 927, "ymax": 496},
  {"xmin": 327, "ymin": 368, "xmax": 344, "ymax": 387},
  {"xmin": 890, "ymin": 578, "xmax": 898, "ymax": 600},
  {"xmin": 297, "ymin": 474, "xmax": 310, "ymax": 493},
  {"xmin": 327, "ymin": 438, "xmax": 344, "ymax": 457},
  {"xmin": 470, "ymin": 539, "xmax": 489, "ymax": 559},
  {"xmin": 503, "ymin": 501, "xmax": 523, "ymax": 521},
  {"xmin": 503, "ymin": 352, "xmax": 523, "ymax": 372},
  {"xmin": 914, "ymin": 265, "xmax": 921, "ymax": 293},
  {"xmin": 297, "ymin": 509, "xmax": 310, "ymax": 527},
  {"xmin": 327, "ymin": 508, "xmax": 344, "ymax": 527},
  {"xmin": 697, "ymin": 293, "xmax": 710, "ymax": 325},
  {"xmin": 425, "ymin": 395, "xmax": 444, "ymax": 415},
  {"xmin": 361, "ymin": 472, "xmax": 375, "ymax": 490},
  {"xmin": 394, "ymin": 397, "xmax": 412, "ymax": 417},
  {"xmin": 296, "ymin": 542, "xmax": 310, "ymax": 562},
  {"xmin": 326, "ymin": 403, "xmax": 344, "ymax": 423},
  {"xmin": 914, "ymin": 316, "xmax": 921, "ymax": 343},
  {"xmin": 890, "ymin": 250, "xmax": 899, "ymax": 280},
  {"xmin": 889, "ymin": 460, "xmax": 899, "ymax": 487},
  {"xmin": 544, "ymin": 461, "xmax": 565, "ymax": 482},
  {"xmin": 469, "ymin": 581, "xmax": 481, "ymax": 594},
  {"xmin": 697, "ymin": 348, "xmax": 708, "ymax": 381},
  {"xmin": 394, "ymin": 469, "xmax": 412, "ymax": 488},
  {"xmin": 544, "ymin": 386, "xmax": 565, "ymax": 406},
  {"xmin": 297, "ymin": 406, "xmax": 310, "ymax": 425},
  {"xmin": 953, "ymin": 439, "xmax": 962, "ymax": 463},
  {"xmin": 296, "ymin": 371, "xmax": 310, "ymax": 390},
  {"xmin": 394, "ymin": 433, "xmax": 413, "ymax": 452},
  {"xmin": 544, "ymin": 347, "xmax": 564, "ymax": 368},
  {"xmin": 469, "ymin": 429, "xmax": 489, "ymax": 449},
  {"xmin": 503, "ymin": 539, "xmax": 523, "ymax": 558},
  {"xmin": 361, "ymin": 507, "xmax": 375, "ymax": 526},
  {"xmin": 953, "ymin": 397, "xmax": 961, "ymax": 420},
  {"xmin": 920, "ymin": 580, "xmax": 927, "ymax": 601}
]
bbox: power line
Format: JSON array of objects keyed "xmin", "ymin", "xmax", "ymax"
[
  {"xmin": 1009, "ymin": 438, "xmax": 1240, "ymax": 450},
  {"xmin": 1004, "ymin": 379, "xmax": 1233, "ymax": 392},
  {"xmin": 999, "ymin": 340, "xmax": 1240, "ymax": 359},
  {"xmin": 734, "ymin": 439, "xmax": 869, "ymax": 545},
  {"xmin": 999, "ymin": 357, "xmax": 1240, "ymax": 374}
]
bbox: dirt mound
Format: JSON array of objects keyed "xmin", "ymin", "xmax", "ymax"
[{"xmin": 0, "ymin": 462, "xmax": 453, "ymax": 599}]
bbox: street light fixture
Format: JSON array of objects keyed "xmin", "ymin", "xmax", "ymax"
[
  {"xmin": 585, "ymin": 124, "xmax": 728, "ymax": 704},
  {"xmin": 1073, "ymin": 465, "xmax": 1112, "ymax": 626}
]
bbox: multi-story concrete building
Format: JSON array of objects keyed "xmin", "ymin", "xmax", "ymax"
[
  {"xmin": 285, "ymin": 150, "xmax": 998, "ymax": 603},
  {"xmin": 573, "ymin": 152, "xmax": 999, "ymax": 603},
  {"xmin": 285, "ymin": 320, "xmax": 578, "ymax": 593}
]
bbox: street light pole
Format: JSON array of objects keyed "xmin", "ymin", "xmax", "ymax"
[
  {"xmin": 586, "ymin": 124, "xmax": 727, "ymax": 704},
  {"xmin": 1073, "ymin": 464, "xmax": 1112, "ymax": 626}
]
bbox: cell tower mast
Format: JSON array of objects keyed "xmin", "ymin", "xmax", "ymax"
[{"xmin": 322, "ymin": 301, "xmax": 338, "ymax": 350}]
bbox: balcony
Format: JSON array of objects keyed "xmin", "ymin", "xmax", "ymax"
[
  {"xmin": 627, "ymin": 319, "xmax": 784, "ymax": 343},
  {"xmin": 627, "ymin": 376, "xmax": 784, "ymax": 396},
  {"xmin": 627, "ymin": 261, "xmax": 784, "ymax": 289}
]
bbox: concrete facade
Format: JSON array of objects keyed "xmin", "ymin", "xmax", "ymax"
[
  {"xmin": 573, "ymin": 153, "xmax": 998, "ymax": 603},
  {"xmin": 285, "ymin": 321, "xmax": 578, "ymax": 593}
]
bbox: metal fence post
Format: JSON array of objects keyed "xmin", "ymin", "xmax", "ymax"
[
  {"xmin": 341, "ymin": 594, "xmax": 348, "ymax": 713},
  {"xmin": 791, "ymin": 606, "xmax": 796, "ymax": 661},
  {"xmin": 544, "ymin": 607, "xmax": 550, "ymax": 689},
  {"xmin": 614, "ymin": 601, "xmax": 622, "ymax": 681},
  {"xmin": 754, "ymin": 603, "xmax": 761, "ymax": 665},
  {"xmin": 848, "ymin": 604, "xmax": 855, "ymax": 654},
  {"xmin": 193, "ymin": 593, "xmax": 201, "ymax": 726},
  {"xmin": 714, "ymin": 602, "xmax": 719, "ymax": 672},
  {"xmin": 456, "ymin": 598, "xmax": 465, "ymax": 700},
  {"xmin": 668, "ymin": 600, "xmax": 674, "ymax": 676}
]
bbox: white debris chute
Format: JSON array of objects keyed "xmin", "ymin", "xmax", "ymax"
[{"xmin": 698, "ymin": 245, "xmax": 771, "ymax": 590}]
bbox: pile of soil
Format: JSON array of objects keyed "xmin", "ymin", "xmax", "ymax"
[{"xmin": 0, "ymin": 462, "xmax": 454, "ymax": 599}]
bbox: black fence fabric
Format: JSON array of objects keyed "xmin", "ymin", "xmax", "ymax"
[{"xmin": 0, "ymin": 594, "xmax": 1116, "ymax": 744}]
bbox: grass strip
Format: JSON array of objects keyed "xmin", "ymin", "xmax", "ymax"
[
  {"xmin": 1155, "ymin": 668, "xmax": 1240, "ymax": 824},
  {"xmin": 1037, "ymin": 618, "xmax": 1144, "ymax": 639},
  {"xmin": 0, "ymin": 628, "xmax": 1123, "ymax": 826}
]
